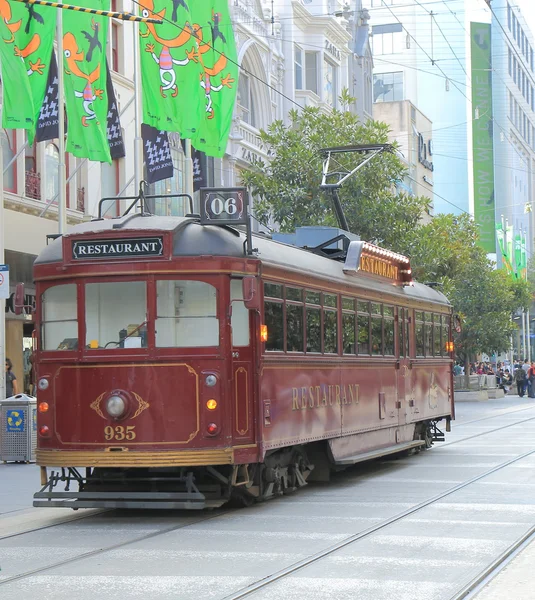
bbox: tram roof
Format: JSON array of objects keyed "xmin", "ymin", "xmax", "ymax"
[{"xmin": 35, "ymin": 215, "xmax": 450, "ymax": 307}]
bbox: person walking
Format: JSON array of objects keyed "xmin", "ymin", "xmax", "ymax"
[
  {"xmin": 515, "ymin": 365, "xmax": 527, "ymax": 397},
  {"xmin": 5, "ymin": 358, "xmax": 19, "ymax": 398}
]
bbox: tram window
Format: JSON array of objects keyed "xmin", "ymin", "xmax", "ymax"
[
  {"xmin": 155, "ymin": 280, "xmax": 218, "ymax": 348},
  {"xmin": 231, "ymin": 279, "xmax": 249, "ymax": 347},
  {"xmin": 443, "ymin": 322, "xmax": 450, "ymax": 356},
  {"xmin": 265, "ymin": 301, "xmax": 284, "ymax": 351},
  {"xmin": 286, "ymin": 287, "xmax": 303, "ymax": 302},
  {"xmin": 415, "ymin": 312, "xmax": 424, "ymax": 357},
  {"xmin": 324, "ymin": 293, "xmax": 337, "ymax": 308},
  {"xmin": 287, "ymin": 304, "xmax": 304, "ymax": 352},
  {"xmin": 398, "ymin": 308, "xmax": 405, "ymax": 357},
  {"xmin": 405, "ymin": 316, "xmax": 410, "ymax": 357},
  {"xmin": 371, "ymin": 302, "xmax": 382, "ymax": 316},
  {"xmin": 306, "ymin": 290, "xmax": 321, "ymax": 305},
  {"xmin": 371, "ymin": 316, "xmax": 382, "ymax": 355},
  {"xmin": 342, "ymin": 297, "xmax": 355, "ymax": 311},
  {"xmin": 357, "ymin": 300, "xmax": 369, "ymax": 313},
  {"xmin": 86, "ymin": 282, "xmax": 147, "ymax": 349},
  {"xmin": 434, "ymin": 315, "xmax": 442, "ymax": 356},
  {"xmin": 384, "ymin": 318, "xmax": 395, "ymax": 355},
  {"xmin": 265, "ymin": 283, "xmax": 282, "ymax": 299},
  {"xmin": 357, "ymin": 314, "xmax": 370, "ymax": 355},
  {"xmin": 424, "ymin": 313, "xmax": 433, "ymax": 356},
  {"xmin": 41, "ymin": 284, "xmax": 78, "ymax": 351},
  {"xmin": 343, "ymin": 313, "xmax": 356, "ymax": 354},
  {"xmin": 383, "ymin": 305, "xmax": 394, "ymax": 318},
  {"xmin": 324, "ymin": 309, "xmax": 338, "ymax": 353},
  {"xmin": 306, "ymin": 307, "xmax": 321, "ymax": 352}
]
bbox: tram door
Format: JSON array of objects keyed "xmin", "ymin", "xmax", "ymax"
[
  {"xmin": 397, "ymin": 308, "xmax": 412, "ymax": 425},
  {"xmin": 230, "ymin": 280, "xmax": 255, "ymax": 445}
]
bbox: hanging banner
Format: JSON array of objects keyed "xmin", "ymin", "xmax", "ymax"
[
  {"xmin": 137, "ymin": 0, "xmax": 201, "ymax": 137},
  {"xmin": 141, "ymin": 123, "xmax": 173, "ymax": 183},
  {"xmin": 35, "ymin": 49, "xmax": 60, "ymax": 143},
  {"xmin": 471, "ymin": 23, "xmax": 495, "ymax": 254},
  {"xmin": 0, "ymin": 0, "xmax": 56, "ymax": 138},
  {"xmin": 105, "ymin": 59, "xmax": 125, "ymax": 160},
  {"xmin": 62, "ymin": 0, "xmax": 111, "ymax": 162},
  {"xmin": 189, "ymin": 0, "xmax": 239, "ymax": 157},
  {"xmin": 181, "ymin": 140, "xmax": 207, "ymax": 191}
]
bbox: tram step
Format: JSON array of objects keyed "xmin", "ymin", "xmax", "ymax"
[{"xmin": 334, "ymin": 440, "xmax": 426, "ymax": 466}]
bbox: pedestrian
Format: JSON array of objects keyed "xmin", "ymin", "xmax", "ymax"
[
  {"xmin": 5, "ymin": 358, "xmax": 19, "ymax": 398},
  {"xmin": 453, "ymin": 362, "xmax": 462, "ymax": 376},
  {"xmin": 528, "ymin": 362, "xmax": 535, "ymax": 398},
  {"xmin": 515, "ymin": 365, "xmax": 527, "ymax": 397}
]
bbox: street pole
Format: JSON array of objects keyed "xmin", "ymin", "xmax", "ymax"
[
  {"xmin": 57, "ymin": 9, "xmax": 67, "ymax": 234},
  {"xmin": 527, "ymin": 309, "xmax": 532, "ymax": 362},
  {"xmin": 133, "ymin": 21, "xmax": 143, "ymax": 194},
  {"xmin": 0, "ymin": 118, "xmax": 5, "ymax": 401},
  {"xmin": 184, "ymin": 139, "xmax": 194, "ymax": 213}
]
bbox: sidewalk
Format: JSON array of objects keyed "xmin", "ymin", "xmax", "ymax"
[{"xmin": 474, "ymin": 539, "xmax": 535, "ymax": 599}]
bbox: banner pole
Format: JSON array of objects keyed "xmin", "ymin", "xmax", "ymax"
[
  {"xmin": 0, "ymin": 118, "xmax": 5, "ymax": 400},
  {"xmin": 133, "ymin": 21, "xmax": 143, "ymax": 195},
  {"xmin": 57, "ymin": 10, "xmax": 67, "ymax": 234},
  {"xmin": 185, "ymin": 140, "xmax": 194, "ymax": 214}
]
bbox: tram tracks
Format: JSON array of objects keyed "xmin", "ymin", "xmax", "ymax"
[{"xmin": 2, "ymin": 412, "xmax": 535, "ymax": 594}]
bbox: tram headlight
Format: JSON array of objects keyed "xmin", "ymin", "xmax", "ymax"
[
  {"xmin": 38, "ymin": 378, "xmax": 49, "ymax": 391},
  {"xmin": 205, "ymin": 374, "xmax": 217, "ymax": 387},
  {"xmin": 106, "ymin": 395, "xmax": 126, "ymax": 418}
]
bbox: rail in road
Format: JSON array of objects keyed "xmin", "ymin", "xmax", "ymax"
[{"xmin": 2, "ymin": 402, "xmax": 535, "ymax": 599}]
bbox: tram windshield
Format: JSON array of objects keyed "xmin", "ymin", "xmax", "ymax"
[{"xmin": 40, "ymin": 279, "xmax": 220, "ymax": 351}]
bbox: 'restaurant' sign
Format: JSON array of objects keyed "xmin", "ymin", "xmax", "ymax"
[{"xmin": 72, "ymin": 237, "xmax": 164, "ymax": 260}]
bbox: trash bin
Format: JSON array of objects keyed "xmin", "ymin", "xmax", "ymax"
[{"xmin": 0, "ymin": 394, "xmax": 37, "ymax": 463}]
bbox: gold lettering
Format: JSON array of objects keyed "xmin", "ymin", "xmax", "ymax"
[
  {"xmin": 329, "ymin": 385, "xmax": 334, "ymax": 406},
  {"xmin": 301, "ymin": 387, "xmax": 308, "ymax": 409},
  {"xmin": 309, "ymin": 387, "xmax": 315, "ymax": 408},
  {"xmin": 292, "ymin": 388, "xmax": 299, "ymax": 411},
  {"xmin": 335, "ymin": 385, "xmax": 341, "ymax": 405},
  {"xmin": 322, "ymin": 385, "xmax": 328, "ymax": 406},
  {"xmin": 315, "ymin": 385, "xmax": 321, "ymax": 407},
  {"xmin": 342, "ymin": 385, "xmax": 349, "ymax": 405}
]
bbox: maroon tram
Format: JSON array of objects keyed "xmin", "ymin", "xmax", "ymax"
[{"xmin": 30, "ymin": 207, "xmax": 454, "ymax": 509}]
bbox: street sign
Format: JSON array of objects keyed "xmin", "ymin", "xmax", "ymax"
[{"xmin": 0, "ymin": 265, "xmax": 9, "ymax": 299}]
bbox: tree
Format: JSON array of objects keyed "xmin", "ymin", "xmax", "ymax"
[{"xmin": 241, "ymin": 95, "xmax": 430, "ymax": 250}]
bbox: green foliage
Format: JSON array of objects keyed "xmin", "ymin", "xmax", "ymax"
[{"xmin": 242, "ymin": 98, "xmax": 530, "ymax": 359}]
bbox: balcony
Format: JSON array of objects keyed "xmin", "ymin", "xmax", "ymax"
[
  {"xmin": 25, "ymin": 170, "xmax": 41, "ymax": 200},
  {"xmin": 233, "ymin": 0, "xmax": 269, "ymax": 37}
]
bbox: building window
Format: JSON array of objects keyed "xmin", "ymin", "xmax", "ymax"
[
  {"xmin": 508, "ymin": 2, "xmax": 511, "ymax": 31},
  {"xmin": 323, "ymin": 59, "xmax": 337, "ymax": 107},
  {"xmin": 238, "ymin": 72, "xmax": 256, "ymax": 127},
  {"xmin": 1, "ymin": 130, "xmax": 16, "ymax": 193},
  {"xmin": 373, "ymin": 72, "xmax": 403, "ymax": 102},
  {"xmin": 45, "ymin": 142, "xmax": 59, "ymax": 203},
  {"xmin": 294, "ymin": 45, "xmax": 303, "ymax": 89},
  {"xmin": 294, "ymin": 46, "xmax": 319, "ymax": 94},
  {"xmin": 101, "ymin": 159, "xmax": 120, "ymax": 217},
  {"xmin": 371, "ymin": 23, "xmax": 403, "ymax": 55},
  {"xmin": 509, "ymin": 47, "xmax": 512, "ymax": 76}
]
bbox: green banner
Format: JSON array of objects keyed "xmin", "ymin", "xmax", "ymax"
[
  {"xmin": 514, "ymin": 233, "xmax": 522, "ymax": 278},
  {"xmin": 190, "ymin": 0, "xmax": 239, "ymax": 157},
  {"xmin": 471, "ymin": 23, "xmax": 495, "ymax": 254},
  {"xmin": 138, "ymin": 0, "xmax": 202, "ymax": 137},
  {"xmin": 62, "ymin": 0, "xmax": 110, "ymax": 162},
  {"xmin": 0, "ymin": 1, "xmax": 55, "ymax": 138}
]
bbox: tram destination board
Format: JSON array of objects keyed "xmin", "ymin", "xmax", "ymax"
[
  {"xmin": 72, "ymin": 237, "xmax": 164, "ymax": 260},
  {"xmin": 200, "ymin": 187, "xmax": 248, "ymax": 226}
]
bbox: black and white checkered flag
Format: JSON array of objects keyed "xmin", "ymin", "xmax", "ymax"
[
  {"xmin": 36, "ymin": 50, "xmax": 62, "ymax": 143},
  {"xmin": 106, "ymin": 60, "xmax": 125, "ymax": 160},
  {"xmin": 141, "ymin": 124, "xmax": 173, "ymax": 184}
]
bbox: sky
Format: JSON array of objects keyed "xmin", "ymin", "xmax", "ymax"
[{"xmin": 516, "ymin": 0, "xmax": 535, "ymax": 33}]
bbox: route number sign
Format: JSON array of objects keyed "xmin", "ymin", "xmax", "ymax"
[
  {"xmin": 200, "ymin": 188, "xmax": 248, "ymax": 226},
  {"xmin": 0, "ymin": 265, "xmax": 9, "ymax": 299}
]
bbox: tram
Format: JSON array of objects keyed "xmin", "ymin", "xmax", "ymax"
[{"xmin": 28, "ymin": 190, "xmax": 454, "ymax": 509}]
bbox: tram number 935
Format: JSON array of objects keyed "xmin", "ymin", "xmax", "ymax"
[{"xmin": 104, "ymin": 425, "xmax": 136, "ymax": 441}]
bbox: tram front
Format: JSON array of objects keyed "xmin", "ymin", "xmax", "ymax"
[{"xmin": 31, "ymin": 216, "xmax": 259, "ymax": 509}]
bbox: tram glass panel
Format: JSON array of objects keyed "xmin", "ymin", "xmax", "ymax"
[
  {"xmin": 41, "ymin": 284, "xmax": 78, "ymax": 350},
  {"xmin": 424, "ymin": 312, "xmax": 433, "ymax": 356},
  {"xmin": 323, "ymin": 293, "xmax": 338, "ymax": 354},
  {"xmin": 442, "ymin": 317, "xmax": 450, "ymax": 356},
  {"xmin": 342, "ymin": 297, "xmax": 356, "ymax": 354},
  {"xmin": 371, "ymin": 303, "xmax": 382, "ymax": 355},
  {"xmin": 155, "ymin": 280, "xmax": 218, "ymax": 347},
  {"xmin": 357, "ymin": 301, "xmax": 370, "ymax": 355},
  {"xmin": 384, "ymin": 305, "xmax": 394, "ymax": 355},
  {"xmin": 415, "ymin": 311, "xmax": 424, "ymax": 357},
  {"xmin": 306, "ymin": 290, "xmax": 321, "ymax": 353},
  {"xmin": 230, "ymin": 279, "xmax": 250, "ymax": 347},
  {"xmin": 264, "ymin": 282, "xmax": 283, "ymax": 351},
  {"xmin": 85, "ymin": 281, "xmax": 147, "ymax": 349},
  {"xmin": 434, "ymin": 315, "xmax": 442, "ymax": 356},
  {"xmin": 286, "ymin": 287, "xmax": 304, "ymax": 352}
]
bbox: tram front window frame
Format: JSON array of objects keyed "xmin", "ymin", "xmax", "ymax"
[{"xmin": 38, "ymin": 276, "xmax": 224, "ymax": 354}]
